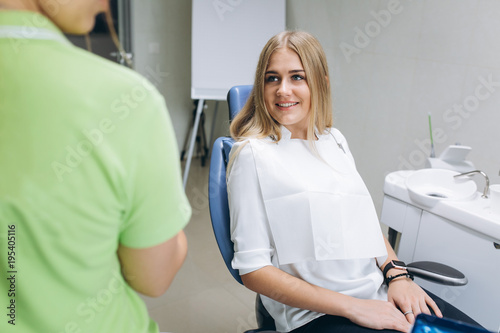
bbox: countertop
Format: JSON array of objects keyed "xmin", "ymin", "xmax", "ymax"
[{"xmin": 384, "ymin": 170, "xmax": 500, "ymax": 242}]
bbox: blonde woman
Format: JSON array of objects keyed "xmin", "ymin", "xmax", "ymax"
[
  {"xmin": 0, "ymin": 1, "xmax": 190, "ymax": 332},
  {"xmin": 228, "ymin": 31, "xmax": 478, "ymax": 333}
]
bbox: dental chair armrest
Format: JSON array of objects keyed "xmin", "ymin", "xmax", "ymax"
[{"xmin": 407, "ymin": 261, "xmax": 468, "ymax": 286}]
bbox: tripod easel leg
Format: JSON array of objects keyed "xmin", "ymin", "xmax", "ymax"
[{"xmin": 182, "ymin": 99, "xmax": 207, "ymax": 188}]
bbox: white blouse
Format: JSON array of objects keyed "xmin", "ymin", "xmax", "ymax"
[{"xmin": 227, "ymin": 127, "xmax": 389, "ymax": 332}]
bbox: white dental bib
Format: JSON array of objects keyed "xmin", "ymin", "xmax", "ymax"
[
  {"xmin": 248, "ymin": 128, "xmax": 387, "ymax": 265},
  {"xmin": 228, "ymin": 127, "xmax": 389, "ymax": 332}
]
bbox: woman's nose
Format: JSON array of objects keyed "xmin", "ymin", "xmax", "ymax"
[{"xmin": 277, "ymin": 80, "xmax": 291, "ymax": 96}]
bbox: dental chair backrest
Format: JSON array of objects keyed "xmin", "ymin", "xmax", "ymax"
[
  {"xmin": 208, "ymin": 85, "xmax": 252, "ymax": 284},
  {"xmin": 208, "ymin": 136, "xmax": 241, "ymax": 284},
  {"xmin": 208, "ymin": 85, "xmax": 277, "ymax": 332}
]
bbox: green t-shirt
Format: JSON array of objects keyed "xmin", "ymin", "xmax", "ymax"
[{"xmin": 0, "ymin": 11, "xmax": 191, "ymax": 333}]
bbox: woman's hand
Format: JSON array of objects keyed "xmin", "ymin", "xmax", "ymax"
[
  {"xmin": 387, "ymin": 277, "xmax": 443, "ymax": 324},
  {"xmin": 346, "ymin": 298, "xmax": 412, "ymax": 333},
  {"xmin": 243, "ymin": 266, "xmax": 412, "ymax": 332},
  {"xmin": 380, "ymin": 236, "xmax": 443, "ymax": 324}
]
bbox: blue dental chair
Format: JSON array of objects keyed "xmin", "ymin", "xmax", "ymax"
[
  {"xmin": 208, "ymin": 85, "xmax": 469, "ymax": 333},
  {"xmin": 208, "ymin": 85, "xmax": 276, "ymax": 332},
  {"xmin": 227, "ymin": 84, "xmax": 253, "ymax": 121}
]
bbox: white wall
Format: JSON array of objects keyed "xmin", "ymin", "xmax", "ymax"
[
  {"xmin": 131, "ymin": 0, "xmax": 500, "ymax": 214},
  {"xmin": 130, "ymin": 0, "xmax": 229, "ymax": 161},
  {"xmin": 287, "ymin": 0, "xmax": 500, "ymax": 212}
]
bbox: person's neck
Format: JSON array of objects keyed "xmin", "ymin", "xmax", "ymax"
[{"xmin": 0, "ymin": 0, "xmax": 40, "ymax": 12}]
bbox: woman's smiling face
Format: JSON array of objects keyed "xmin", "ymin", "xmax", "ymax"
[{"xmin": 264, "ymin": 47, "xmax": 311, "ymax": 140}]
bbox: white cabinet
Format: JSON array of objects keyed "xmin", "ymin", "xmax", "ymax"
[
  {"xmin": 381, "ymin": 195, "xmax": 500, "ymax": 332},
  {"xmin": 380, "ymin": 196, "xmax": 422, "ymax": 262}
]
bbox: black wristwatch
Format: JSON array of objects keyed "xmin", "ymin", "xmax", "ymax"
[
  {"xmin": 383, "ymin": 260, "xmax": 407, "ymax": 278},
  {"xmin": 383, "ymin": 260, "xmax": 414, "ymax": 286}
]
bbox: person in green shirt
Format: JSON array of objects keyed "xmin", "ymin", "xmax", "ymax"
[{"xmin": 0, "ymin": 1, "xmax": 191, "ymax": 332}]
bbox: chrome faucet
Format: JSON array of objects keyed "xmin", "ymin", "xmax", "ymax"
[{"xmin": 454, "ymin": 170, "xmax": 489, "ymax": 198}]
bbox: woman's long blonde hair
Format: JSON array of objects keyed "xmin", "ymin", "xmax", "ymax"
[{"xmin": 229, "ymin": 30, "xmax": 333, "ymax": 144}]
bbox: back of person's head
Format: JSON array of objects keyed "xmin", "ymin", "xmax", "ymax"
[{"xmin": 230, "ymin": 30, "xmax": 333, "ymax": 142}]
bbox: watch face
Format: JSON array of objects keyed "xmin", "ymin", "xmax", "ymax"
[{"xmin": 393, "ymin": 260, "xmax": 406, "ymax": 268}]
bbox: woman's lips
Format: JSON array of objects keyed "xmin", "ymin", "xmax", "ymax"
[{"xmin": 276, "ymin": 102, "xmax": 299, "ymax": 109}]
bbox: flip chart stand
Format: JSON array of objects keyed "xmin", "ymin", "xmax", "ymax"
[{"xmin": 181, "ymin": 99, "xmax": 208, "ymax": 188}]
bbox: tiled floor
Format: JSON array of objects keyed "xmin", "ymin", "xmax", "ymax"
[{"xmin": 140, "ymin": 158, "xmax": 258, "ymax": 333}]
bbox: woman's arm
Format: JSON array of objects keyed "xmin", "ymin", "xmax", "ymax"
[
  {"xmin": 242, "ymin": 265, "xmax": 412, "ymax": 332},
  {"xmin": 380, "ymin": 236, "xmax": 442, "ymax": 323}
]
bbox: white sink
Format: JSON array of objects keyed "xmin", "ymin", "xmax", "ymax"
[
  {"xmin": 384, "ymin": 169, "xmax": 500, "ymax": 245},
  {"xmin": 405, "ymin": 169, "xmax": 478, "ymax": 207}
]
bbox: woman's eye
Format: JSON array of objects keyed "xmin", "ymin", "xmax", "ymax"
[
  {"xmin": 265, "ymin": 76, "xmax": 279, "ymax": 83},
  {"xmin": 292, "ymin": 74, "xmax": 305, "ymax": 81}
]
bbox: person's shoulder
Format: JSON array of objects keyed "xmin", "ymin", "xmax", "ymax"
[
  {"xmin": 230, "ymin": 137, "xmax": 266, "ymax": 162},
  {"xmin": 325, "ymin": 127, "xmax": 348, "ymax": 143},
  {"xmin": 232, "ymin": 136, "xmax": 272, "ymax": 154},
  {"xmin": 67, "ymin": 46, "xmax": 161, "ymax": 97},
  {"xmin": 230, "ymin": 139, "xmax": 251, "ymax": 158}
]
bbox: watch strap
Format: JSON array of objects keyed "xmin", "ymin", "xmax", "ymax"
[
  {"xmin": 385, "ymin": 272, "xmax": 414, "ymax": 286},
  {"xmin": 383, "ymin": 260, "xmax": 406, "ymax": 278}
]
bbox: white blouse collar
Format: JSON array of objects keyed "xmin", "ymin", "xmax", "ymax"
[
  {"xmin": 277, "ymin": 125, "xmax": 328, "ymax": 142},
  {"xmin": 280, "ymin": 125, "xmax": 293, "ymax": 140}
]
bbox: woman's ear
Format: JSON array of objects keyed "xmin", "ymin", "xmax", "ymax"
[{"xmin": 325, "ymin": 75, "xmax": 330, "ymax": 87}]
